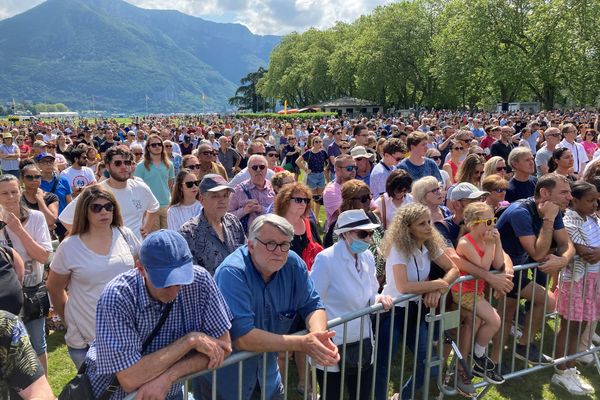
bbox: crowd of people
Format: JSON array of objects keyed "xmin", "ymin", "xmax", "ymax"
[{"xmin": 1, "ymin": 109, "xmax": 600, "ymax": 399}]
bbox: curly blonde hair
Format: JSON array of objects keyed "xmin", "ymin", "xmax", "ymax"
[{"xmin": 381, "ymin": 203, "xmax": 446, "ymax": 258}]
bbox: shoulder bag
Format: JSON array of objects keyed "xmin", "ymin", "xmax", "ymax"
[{"xmin": 300, "ymin": 218, "xmax": 323, "ymax": 271}]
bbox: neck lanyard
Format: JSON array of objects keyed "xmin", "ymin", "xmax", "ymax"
[{"xmin": 413, "ymin": 255, "xmax": 421, "ymax": 282}]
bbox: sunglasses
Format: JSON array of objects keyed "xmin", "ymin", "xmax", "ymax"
[
  {"xmin": 24, "ymin": 174, "xmax": 42, "ymax": 181},
  {"xmin": 496, "ymin": 166, "xmax": 507, "ymax": 172},
  {"xmin": 133, "ymin": 152, "xmax": 143, "ymax": 156},
  {"xmin": 184, "ymin": 180, "xmax": 201, "ymax": 188},
  {"xmin": 47, "ymin": 145, "xmax": 56, "ymax": 149},
  {"xmin": 291, "ymin": 197, "xmax": 310, "ymax": 204},
  {"xmin": 267, "ymin": 153, "xmax": 278, "ymax": 158},
  {"xmin": 251, "ymin": 165, "xmax": 267, "ymax": 171},
  {"xmin": 253, "ymin": 152, "xmax": 266, "ymax": 156},
  {"xmin": 313, "ymin": 141, "xmax": 322, "ymax": 144},
  {"xmin": 340, "ymin": 146, "xmax": 350, "ymax": 150},
  {"xmin": 113, "ymin": 160, "xmax": 132, "ymax": 167},
  {"xmin": 342, "ymin": 165, "xmax": 357, "ymax": 172},
  {"xmin": 453, "ymin": 147, "xmax": 464, "ymax": 151},
  {"xmin": 352, "ymin": 194, "xmax": 372, "ymax": 204},
  {"xmin": 89, "ymin": 203, "xmax": 115, "ymax": 213},
  {"xmin": 199, "ymin": 151, "xmax": 213, "ymax": 156},
  {"xmin": 429, "ymin": 156, "xmax": 441, "ymax": 161},
  {"xmin": 165, "ymin": 144, "xmax": 173, "ymax": 148},
  {"xmin": 473, "ymin": 217, "xmax": 497, "ymax": 226},
  {"xmin": 149, "ymin": 142, "xmax": 163, "ymax": 148},
  {"xmin": 356, "ymin": 230, "xmax": 374, "ymax": 240},
  {"xmin": 494, "ymin": 188, "xmax": 507, "ymax": 193},
  {"xmin": 185, "ymin": 164, "xmax": 201, "ymax": 170}
]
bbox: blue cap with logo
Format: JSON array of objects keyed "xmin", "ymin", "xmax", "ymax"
[{"xmin": 139, "ymin": 230, "xmax": 194, "ymax": 288}]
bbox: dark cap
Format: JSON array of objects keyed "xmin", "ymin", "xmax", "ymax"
[{"xmin": 199, "ymin": 174, "xmax": 234, "ymax": 193}]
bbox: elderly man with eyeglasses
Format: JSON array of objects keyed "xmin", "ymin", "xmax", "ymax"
[{"xmin": 199, "ymin": 214, "xmax": 339, "ymax": 400}]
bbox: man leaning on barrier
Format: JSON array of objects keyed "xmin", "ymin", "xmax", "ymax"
[
  {"xmin": 492, "ymin": 173, "xmax": 575, "ymax": 372},
  {"xmin": 80, "ymin": 230, "xmax": 232, "ymax": 400},
  {"xmin": 207, "ymin": 214, "xmax": 340, "ymax": 400}
]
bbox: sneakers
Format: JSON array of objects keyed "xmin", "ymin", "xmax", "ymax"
[
  {"xmin": 472, "ymin": 355, "xmax": 505, "ymax": 384},
  {"xmin": 592, "ymin": 332, "xmax": 600, "ymax": 345},
  {"xmin": 552, "ymin": 367, "xmax": 595, "ymax": 395},
  {"xmin": 446, "ymin": 366, "xmax": 477, "ymax": 397},
  {"xmin": 515, "ymin": 343, "xmax": 553, "ymax": 365}
]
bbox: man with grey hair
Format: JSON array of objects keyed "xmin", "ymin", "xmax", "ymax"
[
  {"xmin": 535, "ymin": 127, "xmax": 562, "ymax": 177},
  {"xmin": 558, "ymin": 122, "xmax": 588, "ymax": 176},
  {"xmin": 228, "ymin": 155, "xmax": 275, "ymax": 233},
  {"xmin": 208, "ymin": 214, "xmax": 339, "ymax": 399},
  {"xmin": 506, "ymin": 147, "xmax": 537, "ymax": 203}
]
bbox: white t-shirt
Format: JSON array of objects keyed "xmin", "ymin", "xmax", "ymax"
[
  {"xmin": 59, "ymin": 179, "xmax": 160, "ymax": 241},
  {"xmin": 373, "ymin": 193, "xmax": 413, "ymax": 229},
  {"xmin": 50, "ymin": 226, "xmax": 140, "ymax": 348},
  {"xmin": 381, "ymin": 244, "xmax": 442, "ymax": 306},
  {"xmin": 558, "ymin": 139, "xmax": 589, "ymax": 174},
  {"xmin": 167, "ymin": 202, "xmax": 203, "ymax": 231},
  {"xmin": 0, "ymin": 210, "xmax": 53, "ymax": 288},
  {"xmin": 60, "ymin": 166, "xmax": 96, "ymax": 189}
]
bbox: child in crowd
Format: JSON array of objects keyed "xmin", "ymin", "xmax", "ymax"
[{"xmin": 453, "ymin": 202, "xmax": 505, "ymax": 384}]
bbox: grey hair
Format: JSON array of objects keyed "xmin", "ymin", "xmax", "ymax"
[
  {"xmin": 248, "ymin": 214, "xmax": 294, "ymax": 242},
  {"xmin": 248, "ymin": 154, "xmax": 268, "ymax": 165},
  {"xmin": 130, "ymin": 143, "xmax": 143, "ymax": 151},
  {"xmin": 508, "ymin": 146, "xmax": 532, "ymax": 168},
  {"xmin": 0, "ymin": 174, "xmax": 19, "ymax": 184}
]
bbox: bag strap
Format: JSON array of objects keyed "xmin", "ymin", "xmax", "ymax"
[
  {"xmin": 380, "ymin": 194, "xmax": 387, "ymax": 230},
  {"xmin": 97, "ymin": 301, "xmax": 174, "ymax": 399},
  {"xmin": 50, "ymin": 175, "xmax": 60, "ymax": 194},
  {"xmin": 241, "ymin": 183, "xmax": 252, "ymax": 200},
  {"xmin": 304, "ymin": 218, "xmax": 313, "ymax": 243},
  {"xmin": 116, "ymin": 226, "xmax": 135, "ymax": 258},
  {"xmin": 2, "ymin": 228, "xmax": 13, "ymax": 249}
]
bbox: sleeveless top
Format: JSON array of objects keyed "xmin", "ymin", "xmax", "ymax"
[{"xmin": 452, "ymin": 233, "xmax": 485, "ymax": 295}]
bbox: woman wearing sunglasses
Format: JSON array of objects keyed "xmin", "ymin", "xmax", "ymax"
[
  {"xmin": 411, "ymin": 176, "xmax": 451, "ymax": 224},
  {"xmin": 311, "ymin": 209, "xmax": 393, "ymax": 400},
  {"xmin": 167, "ymin": 169, "xmax": 202, "ymax": 230},
  {"xmin": 0, "ymin": 174, "xmax": 52, "ymax": 373},
  {"xmin": 296, "ymin": 135, "xmax": 329, "ymax": 220},
  {"xmin": 47, "ymin": 185, "xmax": 139, "ymax": 369},
  {"xmin": 442, "ymin": 139, "xmax": 463, "ymax": 184},
  {"xmin": 481, "ymin": 175, "xmax": 509, "ymax": 212},
  {"xmin": 482, "ymin": 156, "xmax": 508, "ymax": 181},
  {"xmin": 19, "ymin": 160, "xmax": 58, "ymax": 229}
]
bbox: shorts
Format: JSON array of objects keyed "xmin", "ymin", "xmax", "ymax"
[
  {"xmin": 24, "ymin": 317, "xmax": 47, "ymax": 356},
  {"xmin": 507, "ymin": 267, "xmax": 548, "ymax": 299},
  {"xmin": 451, "ymin": 291, "xmax": 485, "ymax": 312},
  {"xmin": 307, "ymin": 172, "xmax": 325, "ymax": 189},
  {"xmin": 555, "ymin": 271, "xmax": 600, "ymax": 322}
]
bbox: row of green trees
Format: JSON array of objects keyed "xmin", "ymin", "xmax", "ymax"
[{"xmin": 256, "ymin": 0, "xmax": 600, "ymax": 110}]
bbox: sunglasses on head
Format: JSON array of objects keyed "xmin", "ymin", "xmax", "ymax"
[
  {"xmin": 112, "ymin": 160, "xmax": 132, "ymax": 167},
  {"xmin": 89, "ymin": 203, "xmax": 115, "ymax": 213},
  {"xmin": 184, "ymin": 180, "xmax": 201, "ymax": 188},
  {"xmin": 291, "ymin": 197, "xmax": 310, "ymax": 204},
  {"xmin": 24, "ymin": 174, "xmax": 42, "ymax": 181},
  {"xmin": 356, "ymin": 230, "xmax": 374, "ymax": 239},
  {"xmin": 473, "ymin": 217, "xmax": 497, "ymax": 226},
  {"xmin": 149, "ymin": 142, "xmax": 163, "ymax": 148},
  {"xmin": 251, "ymin": 165, "xmax": 267, "ymax": 171},
  {"xmin": 353, "ymin": 194, "xmax": 372, "ymax": 204}
]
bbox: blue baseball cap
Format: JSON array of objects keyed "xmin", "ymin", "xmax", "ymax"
[{"xmin": 139, "ymin": 230, "xmax": 194, "ymax": 288}]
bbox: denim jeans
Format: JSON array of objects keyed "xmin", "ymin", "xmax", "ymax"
[
  {"xmin": 374, "ymin": 302, "xmax": 438, "ymax": 400},
  {"xmin": 24, "ymin": 317, "xmax": 46, "ymax": 356},
  {"xmin": 67, "ymin": 346, "xmax": 89, "ymax": 370}
]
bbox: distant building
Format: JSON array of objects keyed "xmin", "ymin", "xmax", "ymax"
[
  {"xmin": 496, "ymin": 102, "xmax": 540, "ymax": 113},
  {"xmin": 313, "ymin": 97, "xmax": 382, "ymax": 116}
]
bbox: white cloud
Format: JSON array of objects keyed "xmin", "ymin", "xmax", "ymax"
[{"xmin": 0, "ymin": 0, "xmax": 394, "ymax": 35}]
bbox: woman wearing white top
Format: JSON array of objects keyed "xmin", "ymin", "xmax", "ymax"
[
  {"xmin": 375, "ymin": 203, "xmax": 459, "ymax": 400},
  {"xmin": 47, "ymin": 185, "xmax": 140, "ymax": 369},
  {"xmin": 0, "ymin": 174, "xmax": 52, "ymax": 372},
  {"xmin": 311, "ymin": 209, "xmax": 393, "ymax": 400},
  {"xmin": 373, "ymin": 169, "xmax": 413, "ymax": 230},
  {"xmin": 167, "ymin": 168, "xmax": 203, "ymax": 230}
]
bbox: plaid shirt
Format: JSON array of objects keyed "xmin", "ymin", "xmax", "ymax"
[{"xmin": 85, "ymin": 266, "xmax": 232, "ymax": 399}]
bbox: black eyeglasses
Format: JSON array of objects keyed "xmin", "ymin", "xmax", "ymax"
[
  {"xmin": 184, "ymin": 180, "xmax": 201, "ymax": 188},
  {"xmin": 24, "ymin": 174, "xmax": 42, "ymax": 181},
  {"xmin": 255, "ymin": 238, "xmax": 291, "ymax": 252},
  {"xmin": 185, "ymin": 164, "xmax": 201, "ymax": 170},
  {"xmin": 291, "ymin": 197, "xmax": 310, "ymax": 204},
  {"xmin": 453, "ymin": 147, "xmax": 464, "ymax": 151},
  {"xmin": 356, "ymin": 230, "xmax": 374, "ymax": 239},
  {"xmin": 429, "ymin": 156, "xmax": 441, "ymax": 161},
  {"xmin": 253, "ymin": 152, "xmax": 266, "ymax": 156},
  {"xmin": 496, "ymin": 166, "xmax": 507, "ymax": 172},
  {"xmin": 113, "ymin": 160, "xmax": 132, "ymax": 167},
  {"xmin": 149, "ymin": 142, "xmax": 163, "ymax": 148},
  {"xmin": 251, "ymin": 165, "xmax": 267, "ymax": 171},
  {"xmin": 133, "ymin": 152, "xmax": 143, "ymax": 156},
  {"xmin": 165, "ymin": 144, "xmax": 173, "ymax": 148},
  {"xmin": 89, "ymin": 203, "xmax": 115, "ymax": 213},
  {"xmin": 352, "ymin": 194, "xmax": 372, "ymax": 203},
  {"xmin": 199, "ymin": 151, "xmax": 213, "ymax": 156}
]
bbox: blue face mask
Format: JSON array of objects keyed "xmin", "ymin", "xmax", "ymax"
[{"xmin": 349, "ymin": 239, "xmax": 370, "ymax": 254}]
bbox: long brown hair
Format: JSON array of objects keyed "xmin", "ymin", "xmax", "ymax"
[
  {"xmin": 169, "ymin": 168, "xmax": 199, "ymax": 206},
  {"xmin": 143, "ymin": 134, "xmax": 172, "ymax": 171},
  {"xmin": 71, "ymin": 185, "xmax": 123, "ymax": 235}
]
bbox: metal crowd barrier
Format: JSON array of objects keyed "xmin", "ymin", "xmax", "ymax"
[{"xmin": 123, "ymin": 262, "xmax": 600, "ymax": 399}]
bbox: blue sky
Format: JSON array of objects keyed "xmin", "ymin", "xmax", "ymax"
[{"xmin": 0, "ymin": 0, "xmax": 396, "ymax": 35}]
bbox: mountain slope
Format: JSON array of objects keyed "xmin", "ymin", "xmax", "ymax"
[{"xmin": 0, "ymin": 0, "xmax": 279, "ymax": 113}]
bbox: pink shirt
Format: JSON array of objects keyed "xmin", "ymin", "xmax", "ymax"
[{"xmin": 228, "ymin": 179, "xmax": 275, "ymax": 228}]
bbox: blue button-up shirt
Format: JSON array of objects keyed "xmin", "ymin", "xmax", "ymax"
[
  {"xmin": 213, "ymin": 245, "xmax": 324, "ymax": 400},
  {"xmin": 85, "ymin": 266, "xmax": 232, "ymax": 400}
]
